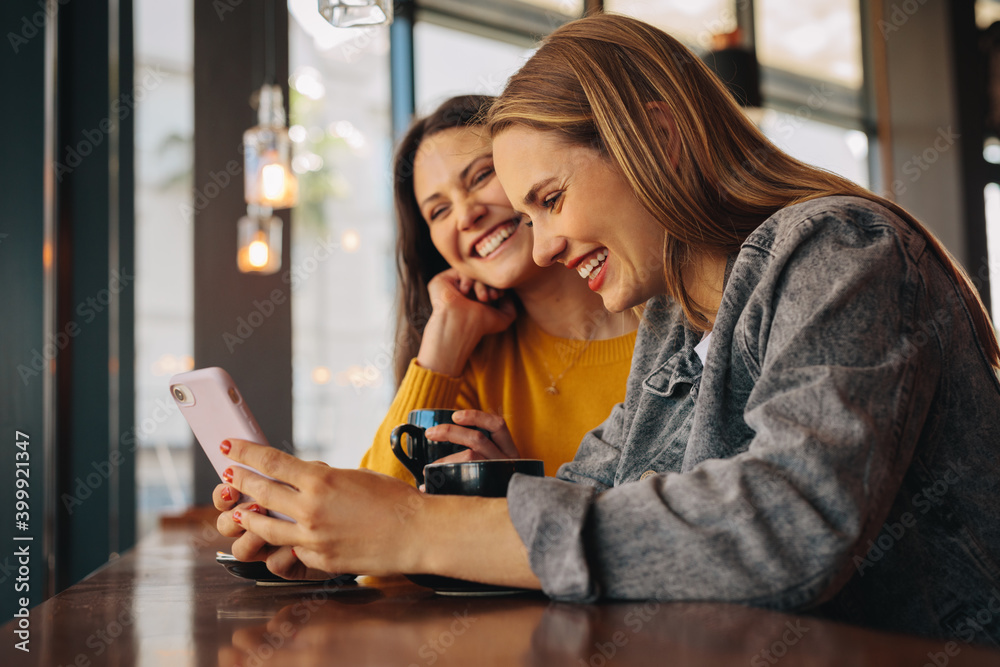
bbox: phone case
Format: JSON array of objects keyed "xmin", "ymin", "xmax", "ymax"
[{"xmin": 169, "ymin": 367, "xmax": 293, "ymax": 522}]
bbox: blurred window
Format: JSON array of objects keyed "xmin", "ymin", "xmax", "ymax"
[
  {"xmin": 755, "ymin": 0, "xmax": 863, "ymax": 90},
  {"xmin": 605, "ymin": 0, "xmax": 735, "ymax": 49},
  {"xmin": 287, "ymin": 2, "xmax": 394, "ymax": 467},
  {"xmin": 415, "ymin": 21, "xmax": 535, "ymax": 114},
  {"xmin": 134, "ymin": 0, "xmax": 195, "ymax": 537},
  {"xmin": 605, "ymin": 0, "xmax": 870, "ymax": 186}
]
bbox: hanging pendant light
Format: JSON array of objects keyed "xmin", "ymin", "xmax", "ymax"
[
  {"xmin": 318, "ymin": 0, "xmax": 393, "ymax": 28},
  {"xmin": 244, "ymin": 84, "xmax": 298, "ymax": 209},
  {"xmin": 237, "ymin": 205, "xmax": 283, "ymax": 275},
  {"xmin": 239, "ymin": 0, "xmax": 293, "ymax": 274}
]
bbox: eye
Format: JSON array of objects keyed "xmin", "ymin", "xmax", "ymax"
[
  {"xmin": 541, "ymin": 192, "xmax": 562, "ymax": 210},
  {"xmin": 428, "ymin": 204, "xmax": 449, "ymax": 222},
  {"xmin": 471, "ymin": 166, "xmax": 494, "ymax": 186}
]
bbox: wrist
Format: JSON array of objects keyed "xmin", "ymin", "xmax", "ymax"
[
  {"xmin": 402, "ymin": 493, "xmax": 454, "ymax": 574},
  {"xmin": 416, "ymin": 316, "xmax": 480, "ymax": 377}
]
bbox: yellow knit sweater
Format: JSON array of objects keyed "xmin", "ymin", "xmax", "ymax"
[{"xmin": 359, "ymin": 315, "xmax": 637, "ymax": 484}]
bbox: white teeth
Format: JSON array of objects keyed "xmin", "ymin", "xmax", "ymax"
[
  {"xmin": 577, "ymin": 250, "xmax": 607, "ymax": 279},
  {"xmin": 475, "ymin": 222, "xmax": 517, "ymax": 257}
]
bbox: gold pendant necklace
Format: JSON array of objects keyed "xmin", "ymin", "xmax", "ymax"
[{"xmin": 540, "ymin": 336, "xmax": 594, "ymax": 396}]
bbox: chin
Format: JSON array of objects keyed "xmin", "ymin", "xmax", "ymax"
[
  {"xmin": 598, "ymin": 295, "xmax": 629, "ymax": 314},
  {"xmin": 599, "ymin": 288, "xmax": 646, "ymax": 313}
]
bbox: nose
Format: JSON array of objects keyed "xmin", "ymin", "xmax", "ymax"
[
  {"xmin": 455, "ymin": 195, "xmax": 487, "ymax": 231},
  {"xmin": 531, "ymin": 223, "xmax": 566, "ymax": 268}
]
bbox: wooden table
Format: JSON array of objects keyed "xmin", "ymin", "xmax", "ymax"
[{"xmin": 4, "ymin": 523, "xmax": 1000, "ymax": 666}]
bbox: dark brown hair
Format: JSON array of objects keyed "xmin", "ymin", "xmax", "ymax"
[
  {"xmin": 391, "ymin": 95, "xmax": 495, "ymax": 386},
  {"xmin": 488, "ymin": 14, "xmax": 999, "ymax": 367}
]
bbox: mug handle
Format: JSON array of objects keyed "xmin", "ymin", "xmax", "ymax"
[{"xmin": 390, "ymin": 424, "xmax": 426, "ymax": 485}]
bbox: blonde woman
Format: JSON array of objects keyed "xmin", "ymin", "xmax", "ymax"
[{"xmin": 215, "ymin": 15, "xmax": 1000, "ymax": 643}]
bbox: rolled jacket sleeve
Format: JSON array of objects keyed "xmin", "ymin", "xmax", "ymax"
[{"xmin": 507, "ymin": 474, "xmax": 599, "ymax": 600}]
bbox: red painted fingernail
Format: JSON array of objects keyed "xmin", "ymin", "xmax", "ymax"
[
  {"xmin": 220, "ymin": 440, "xmax": 232, "ymax": 454},
  {"xmin": 232, "ymin": 510, "xmax": 242, "ymax": 524},
  {"xmin": 220, "ymin": 486, "xmax": 232, "ymax": 502},
  {"xmin": 222, "ymin": 468, "xmax": 233, "ymax": 484},
  {"xmin": 247, "ymin": 504, "xmax": 262, "ymax": 514}
]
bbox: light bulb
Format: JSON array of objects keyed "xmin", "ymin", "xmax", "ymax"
[
  {"xmin": 261, "ymin": 163, "xmax": 289, "ymax": 202},
  {"xmin": 244, "ymin": 85, "xmax": 298, "ymax": 209},
  {"xmin": 237, "ymin": 211, "xmax": 282, "ymax": 275},
  {"xmin": 248, "ymin": 235, "xmax": 270, "ymax": 268}
]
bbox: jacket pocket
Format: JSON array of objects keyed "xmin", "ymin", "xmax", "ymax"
[{"xmin": 643, "ymin": 348, "xmax": 703, "ymax": 397}]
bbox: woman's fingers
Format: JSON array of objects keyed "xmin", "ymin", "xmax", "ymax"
[
  {"xmin": 266, "ymin": 546, "xmax": 336, "ymax": 581},
  {"xmin": 212, "ymin": 483, "xmax": 240, "ymax": 511},
  {"xmin": 216, "ymin": 499, "xmax": 262, "ymax": 538},
  {"xmin": 433, "ymin": 449, "xmax": 483, "ymax": 465},
  {"xmin": 223, "ymin": 438, "xmax": 302, "ymax": 483},
  {"xmin": 231, "ymin": 503, "xmax": 300, "ymax": 548},
  {"xmin": 230, "ymin": 527, "xmax": 273, "ymax": 562},
  {"xmin": 452, "ymin": 410, "xmax": 520, "ymax": 458},
  {"xmin": 424, "ymin": 423, "xmax": 506, "ymax": 459},
  {"xmin": 473, "ymin": 280, "xmax": 491, "ymax": 302},
  {"xmin": 222, "ymin": 440, "xmax": 304, "ymax": 515}
]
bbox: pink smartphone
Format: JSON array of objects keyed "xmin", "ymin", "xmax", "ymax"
[{"xmin": 169, "ymin": 367, "xmax": 293, "ymax": 522}]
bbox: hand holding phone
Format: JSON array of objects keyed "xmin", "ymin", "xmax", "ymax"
[{"xmin": 169, "ymin": 367, "xmax": 293, "ymax": 522}]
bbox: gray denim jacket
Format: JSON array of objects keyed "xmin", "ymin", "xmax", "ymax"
[{"xmin": 507, "ymin": 196, "xmax": 1000, "ymax": 643}]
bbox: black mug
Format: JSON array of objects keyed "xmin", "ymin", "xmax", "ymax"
[
  {"xmin": 390, "ymin": 409, "xmax": 477, "ymax": 485},
  {"xmin": 423, "ymin": 459, "xmax": 545, "ymax": 497}
]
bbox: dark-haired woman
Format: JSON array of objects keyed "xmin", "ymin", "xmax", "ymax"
[{"xmin": 357, "ymin": 94, "xmax": 637, "ymax": 481}]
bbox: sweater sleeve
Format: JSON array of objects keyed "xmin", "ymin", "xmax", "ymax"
[
  {"xmin": 508, "ymin": 209, "xmax": 941, "ymax": 605},
  {"xmin": 359, "ymin": 358, "xmax": 480, "ymax": 485}
]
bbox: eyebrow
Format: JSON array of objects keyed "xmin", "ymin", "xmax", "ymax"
[
  {"xmin": 522, "ymin": 177, "xmax": 557, "ymax": 208},
  {"xmin": 418, "ymin": 151, "xmax": 492, "ymax": 211}
]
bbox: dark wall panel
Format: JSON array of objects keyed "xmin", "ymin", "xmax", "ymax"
[{"xmin": 193, "ymin": 0, "xmax": 293, "ymax": 503}]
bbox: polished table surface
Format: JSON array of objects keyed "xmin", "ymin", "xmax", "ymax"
[{"xmin": 5, "ymin": 523, "xmax": 1000, "ymax": 666}]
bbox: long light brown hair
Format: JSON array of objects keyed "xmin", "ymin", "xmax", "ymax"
[
  {"xmin": 488, "ymin": 13, "xmax": 999, "ymax": 368},
  {"xmin": 391, "ymin": 95, "xmax": 496, "ymax": 386}
]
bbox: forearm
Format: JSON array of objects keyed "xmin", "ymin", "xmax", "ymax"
[
  {"xmin": 411, "ymin": 494, "xmax": 540, "ymax": 590},
  {"xmin": 416, "ymin": 314, "xmax": 482, "ymax": 377}
]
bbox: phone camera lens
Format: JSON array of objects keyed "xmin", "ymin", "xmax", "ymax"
[{"xmin": 172, "ymin": 386, "xmax": 186, "ymax": 402}]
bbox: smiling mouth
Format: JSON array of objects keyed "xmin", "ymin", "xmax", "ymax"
[
  {"xmin": 473, "ymin": 219, "xmax": 519, "ymax": 258},
  {"xmin": 576, "ymin": 250, "xmax": 608, "ymax": 279}
]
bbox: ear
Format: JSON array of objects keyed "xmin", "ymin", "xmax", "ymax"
[{"xmin": 645, "ymin": 101, "xmax": 681, "ymax": 169}]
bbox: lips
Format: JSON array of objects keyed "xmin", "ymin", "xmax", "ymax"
[{"xmin": 472, "ymin": 219, "xmax": 519, "ymax": 258}]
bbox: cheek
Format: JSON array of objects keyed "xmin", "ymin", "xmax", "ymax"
[{"xmin": 427, "ymin": 227, "xmax": 456, "ymax": 258}]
